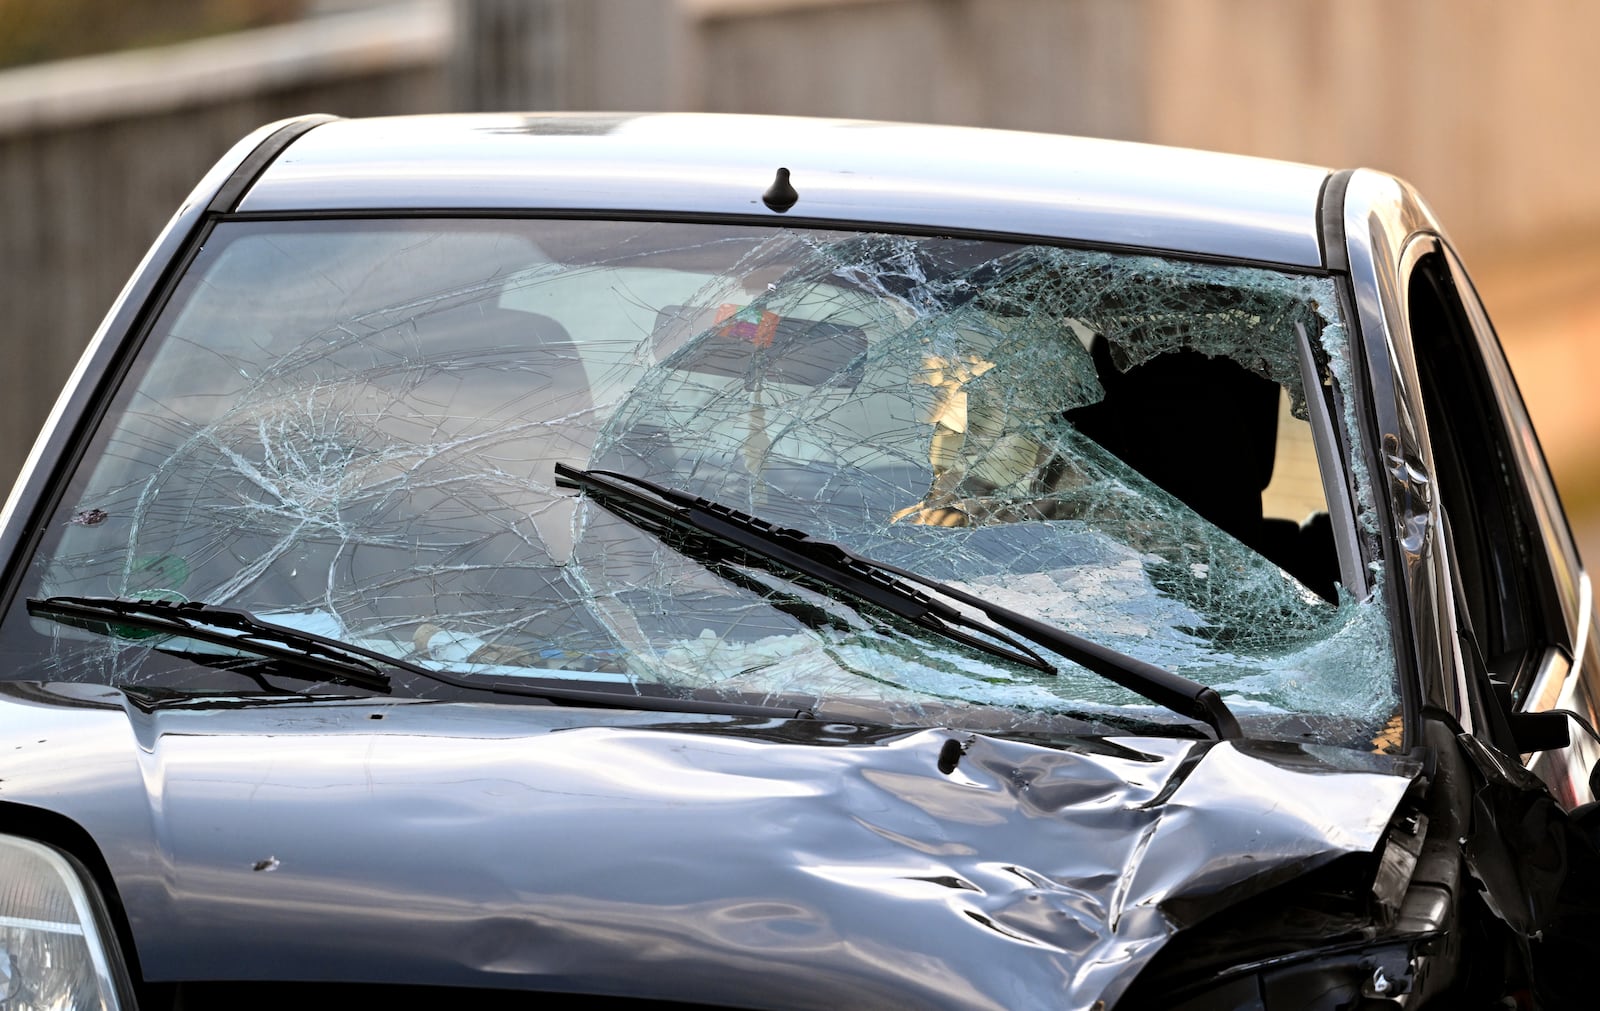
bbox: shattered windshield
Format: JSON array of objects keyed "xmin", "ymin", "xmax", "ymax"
[{"xmin": 1, "ymin": 219, "xmax": 1399, "ymax": 745}]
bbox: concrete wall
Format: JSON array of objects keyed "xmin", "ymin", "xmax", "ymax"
[{"xmin": 690, "ymin": 0, "xmax": 1149, "ymax": 142}]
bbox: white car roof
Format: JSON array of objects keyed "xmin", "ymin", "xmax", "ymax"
[{"xmin": 239, "ymin": 113, "xmax": 1333, "ymax": 268}]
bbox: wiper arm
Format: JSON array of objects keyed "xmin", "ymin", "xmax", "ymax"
[
  {"xmin": 555, "ymin": 464, "xmax": 1242, "ymax": 741},
  {"xmin": 26, "ymin": 595, "xmax": 811, "ymax": 721}
]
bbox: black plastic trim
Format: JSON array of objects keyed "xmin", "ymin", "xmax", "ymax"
[
  {"xmin": 207, "ymin": 115, "xmax": 337, "ymax": 215},
  {"xmin": 1317, "ymin": 169, "xmax": 1355, "ymax": 273}
]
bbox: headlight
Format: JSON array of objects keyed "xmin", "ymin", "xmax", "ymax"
[{"xmin": 0, "ymin": 835, "xmax": 132, "ymax": 1010}]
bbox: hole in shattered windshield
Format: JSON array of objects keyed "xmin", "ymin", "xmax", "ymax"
[{"xmin": 6, "ymin": 220, "xmax": 1398, "ymax": 746}]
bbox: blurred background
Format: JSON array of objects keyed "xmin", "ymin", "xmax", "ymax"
[{"xmin": 2, "ymin": 0, "xmax": 1597, "ymax": 556}]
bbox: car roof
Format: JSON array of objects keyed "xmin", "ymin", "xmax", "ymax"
[{"xmin": 238, "ymin": 112, "xmax": 1333, "ymax": 269}]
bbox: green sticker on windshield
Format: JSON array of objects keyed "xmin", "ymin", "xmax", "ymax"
[{"xmin": 128, "ymin": 554, "xmax": 190, "ymax": 596}]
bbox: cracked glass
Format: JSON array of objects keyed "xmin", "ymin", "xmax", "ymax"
[{"xmin": 2, "ymin": 219, "xmax": 1399, "ymax": 746}]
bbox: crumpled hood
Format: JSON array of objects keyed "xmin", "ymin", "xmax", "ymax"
[{"xmin": 0, "ymin": 685, "xmax": 1420, "ymax": 1009}]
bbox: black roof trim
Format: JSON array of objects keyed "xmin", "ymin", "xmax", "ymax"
[
  {"xmin": 1317, "ymin": 168, "xmax": 1356, "ymax": 272},
  {"xmin": 206, "ymin": 114, "xmax": 340, "ymax": 215}
]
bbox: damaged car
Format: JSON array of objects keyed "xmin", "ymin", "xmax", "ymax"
[{"xmin": 0, "ymin": 112, "xmax": 1596, "ymax": 1009}]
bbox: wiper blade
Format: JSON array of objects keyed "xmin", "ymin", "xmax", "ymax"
[
  {"xmin": 27, "ymin": 595, "xmax": 812, "ymax": 721},
  {"xmin": 28, "ymin": 595, "xmax": 393, "ymax": 692},
  {"xmin": 555, "ymin": 464, "xmax": 1242, "ymax": 741},
  {"xmin": 557, "ymin": 464, "xmax": 1054, "ymax": 674}
]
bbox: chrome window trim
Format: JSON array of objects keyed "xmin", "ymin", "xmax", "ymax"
[{"xmin": 1341, "ymin": 171, "xmax": 1461, "ymax": 726}]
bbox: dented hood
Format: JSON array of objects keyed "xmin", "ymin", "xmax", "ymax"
[{"xmin": 0, "ymin": 684, "xmax": 1420, "ymax": 1009}]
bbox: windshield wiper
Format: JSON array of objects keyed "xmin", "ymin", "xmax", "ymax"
[
  {"xmin": 555, "ymin": 464, "xmax": 1242, "ymax": 741},
  {"xmin": 26, "ymin": 595, "xmax": 812, "ymax": 721},
  {"xmin": 559, "ymin": 465, "xmax": 1053, "ymax": 675},
  {"xmin": 28, "ymin": 596, "xmax": 394, "ymax": 692}
]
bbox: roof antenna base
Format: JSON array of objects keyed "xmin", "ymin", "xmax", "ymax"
[{"xmin": 762, "ymin": 167, "xmax": 799, "ymax": 213}]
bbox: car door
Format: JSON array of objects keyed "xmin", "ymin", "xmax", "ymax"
[{"xmin": 1398, "ymin": 233, "xmax": 1600, "ymax": 807}]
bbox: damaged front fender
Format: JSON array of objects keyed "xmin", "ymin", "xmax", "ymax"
[{"xmin": 1127, "ymin": 718, "xmax": 1600, "ymax": 1010}]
